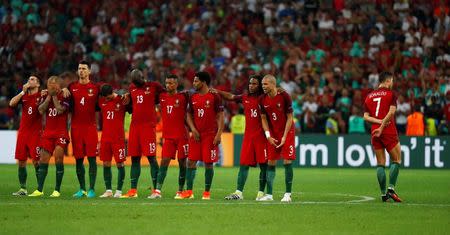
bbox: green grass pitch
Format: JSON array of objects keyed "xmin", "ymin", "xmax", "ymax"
[{"xmin": 0, "ymin": 164, "xmax": 449, "ymax": 234}]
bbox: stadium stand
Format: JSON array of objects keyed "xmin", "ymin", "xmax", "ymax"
[{"xmin": 0, "ymin": 0, "xmax": 448, "ymax": 134}]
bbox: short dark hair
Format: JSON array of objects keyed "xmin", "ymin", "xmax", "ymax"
[
  {"xmin": 100, "ymin": 84, "xmax": 113, "ymax": 97},
  {"xmin": 195, "ymin": 71, "xmax": 211, "ymax": 86},
  {"xmin": 378, "ymin": 71, "xmax": 393, "ymax": 83},
  {"xmin": 166, "ymin": 74, "xmax": 179, "ymax": 80},
  {"xmin": 30, "ymin": 75, "xmax": 41, "ymax": 84},
  {"xmin": 78, "ymin": 60, "xmax": 91, "ymax": 69}
]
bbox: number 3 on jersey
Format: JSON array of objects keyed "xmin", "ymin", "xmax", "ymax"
[{"xmin": 373, "ymin": 97, "xmax": 381, "ymax": 117}]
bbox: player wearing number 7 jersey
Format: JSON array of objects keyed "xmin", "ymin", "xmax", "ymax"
[
  {"xmin": 29, "ymin": 76, "xmax": 70, "ymax": 197},
  {"xmin": 364, "ymin": 71, "xmax": 402, "ymax": 202},
  {"xmin": 65, "ymin": 60, "xmax": 100, "ymax": 198},
  {"xmin": 10, "ymin": 76, "xmax": 42, "ymax": 196}
]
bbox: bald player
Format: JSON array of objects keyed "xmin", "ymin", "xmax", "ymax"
[
  {"xmin": 121, "ymin": 69, "xmax": 164, "ymax": 198},
  {"xmin": 258, "ymin": 74, "xmax": 296, "ymax": 202},
  {"xmin": 29, "ymin": 76, "xmax": 70, "ymax": 197}
]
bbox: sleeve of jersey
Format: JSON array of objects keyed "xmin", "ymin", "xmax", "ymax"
[
  {"xmin": 258, "ymin": 96, "xmax": 267, "ymax": 114},
  {"xmin": 363, "ymin": 97, "xmax": 369, "ymax": 113},
  {"xmin": 391, "ymin": 92, "xmax": 398, "ymax": 107},
  {"xmin": 67, "ymin": 82, "xmax": 73, "ymax": 91},
  {"xmin": 126, "ymin": 98, "xmax": 133, "ymax": 114},
  {"xmin": 154, "ymin": 82, "xmax": 165, "ymax": 104},
  {"xmin": 95, "ymin": 84, "xmax": 101, "ymax": 111},
  {"xmin": 282, "ymin": 91, "xmax": 293, "ymax": 113},
  {"xmin": 187, "ymin": 94, "xmax": 194, "ymax": 115},
  {"xmin": 62, "ymin": 97, "xmax": 71, "ymax": 111},
  {"xmin": 67, "ymin": 83, "xmax": 75, "ymax": 112},
  {"xmin": 183, "ymin": 92, "xmax": 190, "ymax": 110},
  {"xmin": 232, "ymin": 94, "xmax": 243, "ymax": 102},
  {"xmin": 213, "ymin": 93, "xmax": 224, "ymax": 113}
]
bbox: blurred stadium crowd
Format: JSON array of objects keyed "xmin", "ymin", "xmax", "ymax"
[{"xmin": 0, "ymin": 0, "xmax": 449, "ymax": 134}]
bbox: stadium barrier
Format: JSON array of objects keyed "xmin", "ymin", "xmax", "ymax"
[
  {"xmin": 0, "ymin": 131, "xmax": 234, "ymax": 166},
  {"xmin": 233, "ymin": 134, "xmax": 449, "ymax": 169},
  {"xmin": 1, "ymin": 131, "xmax": 448, "ymax": 168}
]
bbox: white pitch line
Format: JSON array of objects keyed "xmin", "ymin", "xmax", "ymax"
[
  {"xmin": 2, "ymin": 192, "xmax": 450, "ymax": 207},
  {"xmin": 2, "ymin": 201, "xmax": 450, "ymax": 207}
]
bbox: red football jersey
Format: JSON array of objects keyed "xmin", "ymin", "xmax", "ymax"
[
  {"xmin": 68, "ymin": 81, "xmax": 99, "ymax": 127},
  {"xmin": 259, "ymin": 90, "xmax": 294, "ymax": 136},
  {"xmin": 129, "ymin": 82, "xmax": 164, "ymax": 125},
  {"xmin": 18, "ymin": 92, "xmax": 42, "ymax": 133},
  {"xmin": 99, "ymin": 96, "xmax": 126, "ymax": 142},
  {"xmin": 189, "ymin": 91, "xmax": 223, "ymax": 135},
  {"xmin": 42, "ymin": 93, "xmax": 70, "ymax": 138},
  {"xmin": 364, "ymin": 87, "xmax": 398, "ymax": 135},
  {"xmin": 159, "ymin": 92, "xmax": 189, "ymax": 139},
  {"xmin": 233, "ymin": 94, "xmax": 263, "ymax": 137}
]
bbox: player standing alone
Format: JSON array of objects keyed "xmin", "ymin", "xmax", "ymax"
[
  {"xmin": 10, "ymin": 76, "xmax": 42, "ymax": 196},
  {"xmin": 364, "ymin": 71, "xmax": 402, "ymax": 202}
]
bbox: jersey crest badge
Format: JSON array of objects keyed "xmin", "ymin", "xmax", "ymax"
[{"xmin": 88, "ymin": 88, "xmax": 94, "ymax": 96}]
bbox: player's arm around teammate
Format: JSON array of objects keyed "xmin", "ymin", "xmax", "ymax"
[
  {"xmin": 182, "ymin": 72, "xmax": 224, "ymax": 200},
  {"xmin": 98, "ymin": 84, "xmax": 128, "ymax": 198}
]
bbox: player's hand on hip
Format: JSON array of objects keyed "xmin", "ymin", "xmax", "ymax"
[
  {"xmin": 62, "ymin": 88, "xmax": 71, "ymax": 98},
  {"xmin": 213, "ymin": 134, "xmax": 221, "ymax": 146},
  {"xmin": 276, "ymin": 136, "xmax": 286, "ymax": 148},
  {"xmin": 268, "ymin": 137, "xmax": 278, "ymax": 146}
]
